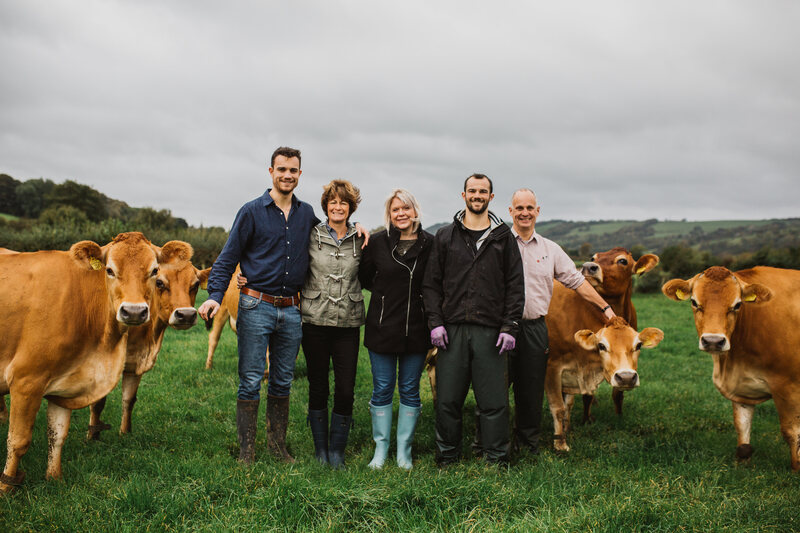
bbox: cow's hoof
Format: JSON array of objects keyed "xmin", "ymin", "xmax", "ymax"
[
  {"xmin": 0, "ymin": 470, "xmax": 25, "ymax": 494},
  {"xmin": 582, "ymin": 415, "xmax": 596, "ymax": 425},
  {"xmin": 553, "ymin": 436, "xmax": 570, "ymax": 453},
  {"xmin": 86, "ymin": 421, "xmax": 111, "ymax": 441},
  {"xmin": 736, "ymin": 444, "xmax": 754, "ymax": 461}
]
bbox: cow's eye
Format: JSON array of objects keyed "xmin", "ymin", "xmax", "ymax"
[
  {"xmin": 191, "ymin": 281, "xmax": 200, "ymax": 291},
  {"xmin": 731, "ymin": 302, "xmax": 742, "ymax": 312},
  {"xmin": 690, "ymin": 298, "xmax": 699, "ymax": 308},
  {"xmin": 617, "ymin": 258, "xmax": 628, "ymax": 266},
  {"xmin": 635, "ymin": 342, "xmax": 643, "ymax": 351},
  {"xmin": 598, "ymin": 343, "xmax": 608, "ymax": 352},
  {"xmin": 150, "ymin": 268, "xmax": 159, "ymax": 278},
  {"xmin": 156, "ymin": 279, "xmax": 166, "ymax": 290},
  {"xmin": 106, "ymin": 268, "xmax": 115, "ymax": 278}
]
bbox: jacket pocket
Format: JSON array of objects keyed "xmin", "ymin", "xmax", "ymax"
[
  {"xmin": 301, "ymin": 289, "xmax": 323, "ymax": 319},
  {"xmin": 348, "ymin": 292, "xmax": 365, "ymax": 320},
  {"xmin": 239, "ymin": 294, "xmax": 260, "ymax": 311}
]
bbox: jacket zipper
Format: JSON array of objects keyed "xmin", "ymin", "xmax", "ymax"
[
  {"xmin": 392, "ymin": 244, "xmax": 418, "ymax": 336},
  {"xmin": 379, "ymin": 296, "xmax": 385, "ymax": 326}
]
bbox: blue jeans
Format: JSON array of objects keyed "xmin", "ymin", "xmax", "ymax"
[
  {"xmin": 368, "ymin": 350, "xmax": 426, "ymax": 408},
  {"xmin": 236, "ymin": 294, "xmax": 302, "ymax": 400}
]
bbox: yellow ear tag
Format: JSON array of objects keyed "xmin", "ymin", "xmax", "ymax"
[
  {"xmin": 90, "ymin": 258, "xmax": 102, "ymax": 270},
  {"xmin": 201, "ymin": 280, "xmax": 208, "ymax": 290},
  {"xmin": 636, "ymin": 267, "xmax": 646, "ymax": 275},
  {"xmin": 676, "ymin": 289, "xmax": 689, "ymax": 301},
  {"xmin": 743, "ymin": 293, "xmax": 757, "ymax": 302},
  {"xmin": 644, "ymin": 339, "xmax": 654, "ymax": 347}
]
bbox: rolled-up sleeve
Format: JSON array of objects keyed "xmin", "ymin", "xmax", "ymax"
[{"xmin": 553, "ymin": 244, "xmax": 584, "ymax": 290}]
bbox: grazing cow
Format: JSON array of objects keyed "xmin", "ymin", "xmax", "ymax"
[
  {"xmin": 545, "ymin": 317, "xmax": 664, "ymax": 451},
  {"xmin": 0, "ymin": 232, "xmax": 162, "ymax": 493},
  {"xmin": 549, "ymin": 248, "xmax": 659, "ymax": 423},
  {"xmin": 87, "ymin": 242, "xmax": 210, "ymax": 439},
  {"xmin": 662, "ymin": 266, "xmax": 800, "ymax": 470}
]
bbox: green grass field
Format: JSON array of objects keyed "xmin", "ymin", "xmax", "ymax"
[{"xmin": 2, "ymin": 293, "xmax": 799, "ymax": 532}]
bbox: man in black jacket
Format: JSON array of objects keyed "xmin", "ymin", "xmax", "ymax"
[{"xmin": 423, "ymin": 173, "xmax": 525, "ymax": 465}]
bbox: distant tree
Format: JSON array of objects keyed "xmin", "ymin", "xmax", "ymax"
[
  {"xmin": 630, "ymin": 244, "xmax": 646, "ymax": 260},
  {"xmin": 45, "ymin": 180, "xmax": 107, "ymax": 221},
  {"xmin": 39, "ymin": 204, "xmax": 90, "ymax": 226},
  {"xmin": 132, "ymin": 207, "xmax": 181, "ymax": 230},
  {"xmin": 579, "ymin": 242, "xmax": 592, "ymax": 259},
  {"xmin": 15, "ymin": 178, "xmax": 55, "ymax": 218},
  {"xmin": 0, "ymin": 174, "xmax": 23, "ymax": 216}
]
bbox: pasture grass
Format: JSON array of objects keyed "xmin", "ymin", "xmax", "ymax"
[{"xmin": 2, "ymin": 293, "xmax": 799, "ymax": 532}]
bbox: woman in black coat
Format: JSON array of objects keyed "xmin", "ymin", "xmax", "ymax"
[{"xmin": 359, "ymin": 189, "xmax": 433, "ymax": 470}]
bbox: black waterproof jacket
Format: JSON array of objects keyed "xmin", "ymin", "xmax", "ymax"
[
  {"xmin": 423, "ymin": 210, "xmax": 524, "ymax": 337},
  {"xmin": 359, "ymin": 225, "xmax": 434, "ymax": 354}
]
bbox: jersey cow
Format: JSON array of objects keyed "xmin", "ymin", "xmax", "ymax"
[
  {"xmin": 546, "ymin": 316, "xmax": 664, "ymax": 451},
  {"xmin": 87, "ymin": 242, "xmax": 210, "ymax": 439},
  {"xmin": 546, "ymin": 247, "xmax": 659, "ymax": 430},
  {"xmin": 662, "ymin": 266, "xmax": 800, "ymax": 471},
  {"xmin": 0, "ymin": 232, "xmax": 161, "ymax": 493},
  {"xmin": 204, "ymin": 267, "xmax": 241, "ymax": 370}
]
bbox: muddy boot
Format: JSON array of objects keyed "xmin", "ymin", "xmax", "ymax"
[
  {"xmin": 328, "ymin": 412, "xmax": 353, "ymax": 470},
  {"xmin": 236, "ymin": 399, "xmax": 259, "ymax": 464},
  {"xmin": 266, "ymin": 395, "xmax": 295, "ymax": 463},
  {"xmin": 307, "ymin": 408, "xmax": 329, "ymax": 465}
]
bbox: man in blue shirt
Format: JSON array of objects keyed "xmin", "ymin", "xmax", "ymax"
[{"xmin": 199, "ymin": 146, "xmax": 318, "ymax": 464}]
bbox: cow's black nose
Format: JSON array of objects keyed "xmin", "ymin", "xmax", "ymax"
[
  {"xmin": 614, "ymin": 371, "xmax": 638, "ymax": 388},
  {"xmin": 700, "ymin": 334, "xmax": 727, "ymax": 351},
  {"xmin": 175, "ymin": 308, "xmax": 197, "ymax": 322},
  {"xmin": 120, "ymin": 303, "xmax": 149, "ymax": 324}
]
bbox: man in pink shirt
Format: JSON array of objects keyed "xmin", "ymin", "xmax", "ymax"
[{"xmin": 508, "ymin": 188, "xmax": 615, "ymax": 454}]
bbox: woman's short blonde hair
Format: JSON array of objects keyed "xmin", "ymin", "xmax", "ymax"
[
  {"xmin": 321, "ymin": 180, "xmax": 361, "ymax": 222},
  {"xmin": 384, "ymin": 189, "xmax": 422, "ymax": 234}
]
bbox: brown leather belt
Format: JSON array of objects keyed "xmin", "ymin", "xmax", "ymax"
[{"xmin": 240, "ymin": 287, "xmax": 300, "ymax": 307}]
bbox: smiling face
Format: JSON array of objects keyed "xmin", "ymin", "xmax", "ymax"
[
  {"xmin": 462, "ymin": 176, "xmax": 493, "ymax": 215},
  {"xmin": 389, "ymin": 197, "xmax": 417, "ymax": 232},
  {"xmin": 269, "ymin": 155, "xmax": 301, "ymax": 196},
  {"xmin": 326, "ymin": 195, "xmax": 350, "ymax": 225},
  {"xmin": 509, "ymin": 189, "xmax": 540, "ymax": 234}
]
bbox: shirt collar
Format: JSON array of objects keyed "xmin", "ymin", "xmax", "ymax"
[
  {"xmin": 511, "ymin": 226, "xmax": 539, "ymax": 244},
  {"xmin": 262, "ymin": 189, "xmax": 300, "ymax": 209}
]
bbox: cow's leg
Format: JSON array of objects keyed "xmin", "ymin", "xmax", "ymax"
[
  {"xmin": 120, "ymin": 372, "xmax": 142, "ymax": 434},
  {"xmin": 581, "ymin": 394, "xmax": 596, "ymax": 424},
  {"xmin": 545, "ymin": 368, "xmax": 569, "ymax": 452},
  {"xmin": 45, "ymin": 401, "xmax": 72, "ymax": 480},
  {"xmin": 1, "ymin": 390, "xmax": 43, "ymax": 493},
  {"xmin": 612, "ymin": 389, "xmax": 625, "ymax": 416},
  {"xmin": 205, "ymin": 307, "xmax": 229, "ymax": 369},
  {"xmin": 563, "ymin": 393, "xmax": 575, "ymax": 434},
  {"xmin": 732, "ymin": 401, "xmax": 755, "ymax": 461},
  {"xmin": 263, "ymin": 348, "xmax": 270, "ymax": 381},
  {"xmin": 773, "ymin": 395, "xmax": 800, "ymax": 471},
  {"xmin": 87, "ymin": 396, "xmax": 110, "ymax": 440},
  {"xmin": 0, "ymin": 395, "xmax": 7, "ymax": 424}
]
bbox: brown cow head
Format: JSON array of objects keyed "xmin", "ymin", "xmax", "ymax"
[
  {"xmin": 581, "ymin": 248, "xmax": 659, "ymax": 297},
  {"xmin": 153, "ymin": 241, "xmax": 211, "ymax": 330},
  {"xmin": 662, "ymin": 266, "xmax": 772, "ymax": 352},
  {"xmin": 574, "ymin": 317, "xmax": 664, "ymax": 390},
  {"xmin": 70, "ymin": 232, "xmax": 160, "ymax": 326}
]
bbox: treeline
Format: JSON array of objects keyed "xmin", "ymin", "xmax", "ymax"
[{"xmin": 0, "ymin": 174, "xmax": 226, "ymax": 267}]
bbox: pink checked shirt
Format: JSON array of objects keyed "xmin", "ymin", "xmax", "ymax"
[{"xmin": 512, "ymin": 228, "xmax": 585, "ymax": 320}]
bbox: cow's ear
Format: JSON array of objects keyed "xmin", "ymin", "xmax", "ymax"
[
  {"xmin": 638, "ymin": 328, "xmax": 664, "ymax": 349},
  {"xmin": 574, "ymin": 329, "xmax": 598, "ymax": 350},
  {"xmin": 634, "ymin": 254, "xmax": 659, "ymax": 276},
  {"xmin": 662, "ymin": 278, "xmax": 692, "ymax": 301},
  {"xmin": 197, "ymin": 267, "xmax": 211, "ymax": 289},
  {"xmin": 69, "ymin": 240, "xmax": 105, "ymax": 271},
  {"xmin": 160, "ymin": 241, "xmax": 193, "ymax": 263},
  {"xmin": 741, "ymin": 283, "xmax": 772, "ymax": 304}
]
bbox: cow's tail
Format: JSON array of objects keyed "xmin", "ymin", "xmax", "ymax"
[{"xmin": 204, "ymin": 316, "xmax": 214, "ymax": 331}]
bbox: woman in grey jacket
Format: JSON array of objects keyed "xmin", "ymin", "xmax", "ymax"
[{"xmin": 301, "ymin": 180, "xmax": 365, "ymax": 469}]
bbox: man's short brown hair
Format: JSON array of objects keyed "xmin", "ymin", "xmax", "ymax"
[
  {"xmin": 464, "ymin": 173, "xmax": 493, "ymax": 194},
  {"xmin": 271, "ymin": 146, "xmax": 301, "ymax": 168},
  {"xmin": 321, "ymin": 179, "xmax": 361, "ymax": 222}
]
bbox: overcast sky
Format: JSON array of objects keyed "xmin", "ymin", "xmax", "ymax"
[{"xmin": 1, "ymin": 1, "xmax": 798, "ymax": 230}]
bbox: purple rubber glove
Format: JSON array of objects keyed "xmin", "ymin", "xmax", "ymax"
[
  {"xmin": 431, "ymin": 326, "xmax": 449, "ymax": 349},
  {"xmin": 496, "ymin": 332, "xmax": 515, "ymax": 354}
]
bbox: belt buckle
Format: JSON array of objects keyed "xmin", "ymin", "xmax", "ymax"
[{"xmin": 272, "ymin": 295, "xmax": 285, "ymax": 307}]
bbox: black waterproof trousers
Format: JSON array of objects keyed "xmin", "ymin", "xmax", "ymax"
[
  {"xmin": 508, "ymin": 317, "xmax": 549, "ymax": 452},
  {"xmin": 435, "ymin": 324, "xmax": 509, "ymax": 463},
  {"xmin": 302, "ymin": 324, "xmax": 360, "ymax": 416}
]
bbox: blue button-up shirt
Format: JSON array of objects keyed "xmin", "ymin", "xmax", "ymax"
[{"xmin": 206, "ymin": 189, "xmax": 320, "ymax": 304}]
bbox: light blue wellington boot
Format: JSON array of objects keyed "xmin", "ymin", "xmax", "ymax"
[
  {"xmin": 368, "ymin": 403, "xmax": 393, "ymax": 469},
  {"xmin": 396, "ymin": 403, "xmax": 421, "ymax": 470}
]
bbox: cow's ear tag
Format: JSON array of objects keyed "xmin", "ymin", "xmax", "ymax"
[
  {"xmin": 743, "ymin": 293, "xmax": 757, "ymax": 302},
  {"xmin": 676, "ymin": 289, "xmax": 689, "ymax": 301},
  {"xmin": 90, "ymin": 258, "xmax": 102, "ymax": 270},
  {"xmin": 644, "ymin": 339, "xmax": 654, "ymax": 347},
  {"xmin": 636, "ymin": 267, "xmax": 646, "ymax": 275}
]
